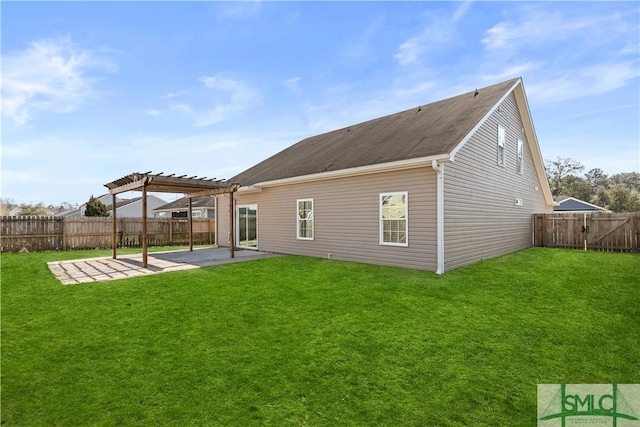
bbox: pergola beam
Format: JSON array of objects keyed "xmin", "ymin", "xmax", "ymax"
[{"xmin": 185, "ymin": 185, "xmax": 240, "ymax": 199}]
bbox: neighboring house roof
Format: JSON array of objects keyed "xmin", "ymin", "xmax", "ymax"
[
  {"xmin": 105, "ymin": 197, "xmax": 141, "ymax": 210},
  {"xmin": 233, "ymin": 78, "xmax": 522, "ymax": 186},
  {"xmin": 154, "ymin": 196, "xmax": 216, "ymax": 212},
  {"xmin": 554, "ymin": 196, "xmax": 609, "ymax": 212}
]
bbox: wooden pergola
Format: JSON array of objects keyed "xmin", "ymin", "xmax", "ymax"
[{"xmin": 104, "ymin": 172, "xmax": 239, "ymax": 268}]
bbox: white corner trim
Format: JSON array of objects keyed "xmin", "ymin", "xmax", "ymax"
[
  {"xmin": 251, "ymin": 154, "xmax": 450, "ymax": 188},
  {"xmin": 512, "ymin": 84, "xmax": 555, "ymax": 207}
]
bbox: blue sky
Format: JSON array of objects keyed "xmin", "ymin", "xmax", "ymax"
[{"xmin": 2, "ymin": 1, "xmax": 639, "ymax": 205}]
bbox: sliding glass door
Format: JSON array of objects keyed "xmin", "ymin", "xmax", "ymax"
[{"xmin": 236, "ymin": 205, "xmax": 257, "ymax": 249}]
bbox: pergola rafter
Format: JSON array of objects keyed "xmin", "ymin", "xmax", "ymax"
[{"xmin": 105, "ymin": 172, "xmax": 239, "ymax": 267}]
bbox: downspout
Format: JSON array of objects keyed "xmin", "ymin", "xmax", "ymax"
[{"xmin": 432, "ymin": 160, "xmax": 445, "ymax": 275}]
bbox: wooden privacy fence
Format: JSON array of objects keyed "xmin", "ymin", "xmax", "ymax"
[
  {"xmin": 534, "ymin": 212, "xmax": 639, "ymax": 252},
  {"xmin": 0, "ymin": 216, "xmax": 215, "ymax": 252}
]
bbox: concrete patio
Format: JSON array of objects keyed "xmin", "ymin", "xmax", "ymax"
[{"xmin": 48, "ymin": 247, "xmax": 277, "ymax": 285}]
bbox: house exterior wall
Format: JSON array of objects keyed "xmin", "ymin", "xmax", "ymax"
[
  {"xmin": 115, "ymin": 196, "xmax": 167, "ymax": 218},
  {"xmin": 218, "ymin": 167, "xmax": 438, "ymax": 270},
  {"xmin": 443, "ymin": 92, "xmax": 553, "ymax": 270}
]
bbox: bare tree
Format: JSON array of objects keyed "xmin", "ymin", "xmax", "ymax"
[{"xmin": 544, "ymin": 157, "xmax": 584, "ymax": 200}]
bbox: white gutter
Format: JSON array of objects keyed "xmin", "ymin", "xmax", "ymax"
[
  {"xmin": 252, "ymin": 154, "xmax": 450, "ymax": 188},
  {"xmin": 432, "ymin": 160, "xmax": 445, "ymax": 275}
]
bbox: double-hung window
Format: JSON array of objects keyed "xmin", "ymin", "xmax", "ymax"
[
  {"xmin": 497, "ymin": 125, "xmax": 506, "ymax": 166},
  {"xmin": 380, "ymin": 192, "xmax": 408, "ymax": 246},
  {"xmin": 297, "ymin": 199, "xmax": 314, "ymax": 240},
  {"xmin": 517, "ymin": 139, "xmax": 524, "ymax": 174}
]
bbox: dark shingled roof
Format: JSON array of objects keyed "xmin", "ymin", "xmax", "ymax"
[
  {"xmin": 232, "ymin": 78, "xmax": 519, "ymax": 186},
  {"xmin": 155, "ymin": 196, "xmax": 216, "ymax": 211}
]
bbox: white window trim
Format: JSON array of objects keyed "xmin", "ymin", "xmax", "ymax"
[
  {"xmin": 517, "ymin": 139, "xmax": 524, "ymax": 174},
  {"xmin": 296, "ymin": 198, "xmax": 314, "ymax": 241},
  {"xmin": 497, "ymin": 125, "xmax": 505, "ymax": 167},
  {"xmin": 379, "ymin": 191, "xmax": 408, "ymax": 247}
]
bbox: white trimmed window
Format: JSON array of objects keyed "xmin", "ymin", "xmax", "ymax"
[
  {"xmin": 517, "ymin": 139, "xmax": 524, "ymax": 174},
  {"xmin": 497, "ymin": 125, "xmax": 505, "ymax": 166},
  {"xmin": 380, "ymin": 192, "xmax": 408, "ymax": 246},
  {"xmin": 297, "ymin": 199, "xmax": 314, "ymax": 240}
]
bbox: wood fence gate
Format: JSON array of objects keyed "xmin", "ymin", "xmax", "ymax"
[{"xmin": 533, "ymin": 212, "xmax": 639, "ymax": 252}]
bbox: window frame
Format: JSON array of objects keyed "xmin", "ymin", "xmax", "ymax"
[
  {"xmin": 296, "ymin": 198, "xmax": 314, "ymax": 241},
  {"xmin": 517, "ymin": 139, "xmax": 524, "ymax": 174},
  {"xmin": 497, "ymin": 125, "xmax": 506, "ymax": 167},
  {"xmin": 379, "ymin": 191, "xmax": 408, "ymax": 247}
]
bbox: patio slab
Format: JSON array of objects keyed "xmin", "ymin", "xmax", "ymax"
[{"xmin": 48, "ymin": 247, "xmax": 278, "ymax": 285}]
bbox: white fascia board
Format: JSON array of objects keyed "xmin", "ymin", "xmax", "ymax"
[
  {"xmin": 237, "ymin": 185, "xmax": 263, "ymax": 194},
  {"xmin": 449, "ymin": 79, "xmax": 521, "ymax": 162},
  {"xmin": 512, "ymin": 83, "xmax": 555, "ymax": 207},
  {"xmin": 250, "ymin": 154, "xmax": 450, "ymax": 188}
]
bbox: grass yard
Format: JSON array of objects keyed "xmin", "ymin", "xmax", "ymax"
[{"xmin": 1, "ymin": 248, "xmax": 639, "ymax": 426}]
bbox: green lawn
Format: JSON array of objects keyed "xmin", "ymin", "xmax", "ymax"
[{"xmin": 1, "ymin": 248, "xmax": 639, "ymax": 426}]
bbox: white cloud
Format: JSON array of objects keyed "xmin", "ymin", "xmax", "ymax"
[
  {"xmin": 527, "ymin": 61, "xmax": 639, "ymax": 104},
  {"xmin": 394, "ymin": 11, "xmax": 457, "ymax": 66},
  {"xmin": 342, "ymin": 17, "xmax": 383, "ymax": 64},
  {"xmin": 1, "ymin": 37, "xmax": 117, "ymax": 126},
  {"xmin": 478, "ymin": 62, "xmax": 541, "ymax": 85},
  {"xmin": 159, "ymin": 90, "xmax": 186, "ymax": 99},
  {"xmin": 194, "ymin": 74, "xmax": 258, "ymax": 126},
  {"xmin": 161, "ymin": 74, "xmax": 258, "ymax": 127},
  {"xmin": 170, "ymin": 103, "xmax": 192, "ymax": 113},
  {"xmin": 215, "ymin": 1, "xmax": 262, "ymax": 21},
  {"xmin": 482, "ymin": 7, "xmax": 632, "ymax": 51},
  {"xmin": 144, "ymin": 109, "xmax": 162, "ymax": 116},
  {"xmin": 453, "ymin": 1, "xmax": 473, "ymax": 23},
  {"xmin": 283, "ymin": 77, "xmax": 302, "ymax": 95}
]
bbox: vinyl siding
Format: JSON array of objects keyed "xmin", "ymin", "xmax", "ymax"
[
  {"xmin": 444, "ymin": 92, "xmax": 552, "ymax": 270},
  {"xmin": 218, "ymin": 167, "xmax": 438, "ymax": 271}
]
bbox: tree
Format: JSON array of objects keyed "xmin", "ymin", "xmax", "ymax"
[
  {"xmin": 561, "ymin": 175, "xmax": 592, "ymax": 202},
  {"xmin": 18, "ymin": 203, "xmax": 49, "ymax": 216},
  {"xmin": 585, "ymin": 168, "xmax": 608, "ymax": 191},
  {"xmin": 606, "ymin": 185, "xmax": 640, "ymax": 213},
  {"xmin": 544, "ymin": 157, "xmax": 585, "ymax": 200},
  {"xmin": 85, "ymin": 195, "xmax": 110, "ymax": 217},
  {"xmin": 609, "ymin": 172, "xmax": 640, "ymax": 193}
]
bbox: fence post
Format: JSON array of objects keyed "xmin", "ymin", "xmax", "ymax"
[
  {"xmin": 632, "ymin": 213, "xmax": 638, "ymax": 252},
  {"xmin": 61, "ymin": 216, "xmax": 67, "ymax": 250}
]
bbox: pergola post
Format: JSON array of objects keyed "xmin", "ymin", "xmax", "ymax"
[
  {"xmin": 188, "ymin": 197, "xmax": 194, "ymax": 251},
  {"xmin": 112, "ymin": 193, "xmax": 117, "ymax": 259},
  {"xmin": 229, "ymin": 191, "xmax": 235, "ymax": 259},
  {"xmin": 142, "ymin": 183, "xmax": 148, "ymax": 268}
]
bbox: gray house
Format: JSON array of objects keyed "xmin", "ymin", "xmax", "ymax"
[
  {"xmin": 154, "ymin": 196, "xmax": 216, "ymax": 219},
  {"xmin": 216, "ymin": 78, "xmax": 555, "ymax": 273}
]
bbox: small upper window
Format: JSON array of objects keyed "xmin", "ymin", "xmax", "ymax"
[
  {"xmin": 297, "ymin": 199, "xmax": 314, "ymax": 240},
  {"xmin": 380, "ymin": 192, "xmax": 408, "ymax": 246},
  {"xmin": 497, "ymin": 125, "xmax": 505, "ymax": 166},
  {"xmin": 517, "ymin": 139, "xmax": 524, "ymax": 174}
]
